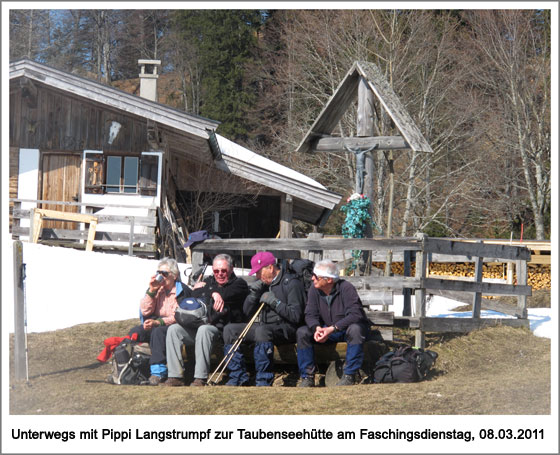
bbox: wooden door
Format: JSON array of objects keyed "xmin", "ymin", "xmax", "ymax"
[{"xmin": 40, "ymin": 153, "xmax": 81, "ymax": 229}]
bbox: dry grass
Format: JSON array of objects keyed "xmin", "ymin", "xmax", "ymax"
[
  {"xmin": 491, "ymin": 288, "xmax": 551, "ymax": 308},
  {"xmin": 9, "ymin": 314, "xmax": 551, "ymax": 415}
]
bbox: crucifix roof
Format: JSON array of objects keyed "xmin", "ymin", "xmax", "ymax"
[{"xmin": 295, "ymin": 61, "xmax": 434, "ymax": 154}]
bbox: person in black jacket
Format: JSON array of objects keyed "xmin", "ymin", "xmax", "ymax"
[
  {"xmin": 222, "ymin": 251, "xmax": 306, "ymax": 386},
  {"xmin": 296, "ymin": 259, "xmax": 370, "ymax": 387},
  {"xmin": 162, "ymin": 254, "xmax": 248, "ymax": 387}
]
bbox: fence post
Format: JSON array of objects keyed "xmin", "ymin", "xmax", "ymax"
[
  {"xmin": 306, "ymin": 232, "xmax": 324, "ymax": 263},
  {"xmin": 12, "ymin": 200, "xmax": 21, "ymax": 240},
  {"xmin": 402, "ymin": 250, "xmax": 412, "ymax": 316},
  {"xmin": 516, "ymin": 259, "xmax": 528, "ymax": 319},
  {"xmin": 128, "ymin": 217, "xmax": 135, "ymax": 256},
  {"xmin": 472, "ymin": 241, "xmax": 483, "ymax": 318},
  {"xmin": 13, "ymin": 241, "xmax": 27, "ymax": 381},
  {"xmin": 414, "ymin": 233, "xmax": 427, "ymax": 348}
]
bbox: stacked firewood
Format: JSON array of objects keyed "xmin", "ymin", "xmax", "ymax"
[{"xmin": 371, "ymin": 262, "xmax": 551, "ymax": 290}]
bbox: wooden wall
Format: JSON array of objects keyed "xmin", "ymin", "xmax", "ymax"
[{"xmin": 10, "ymin": 79, "xmax": 149, "ymax": 155}]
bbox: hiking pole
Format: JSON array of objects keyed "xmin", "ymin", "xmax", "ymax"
[
  {"xmin": 208, "ymin": 302, "xmax": 265, "ymax": 385},
  {"xmin": 207, "ymin": 302, "xmax": 264, "ymax": 385}
]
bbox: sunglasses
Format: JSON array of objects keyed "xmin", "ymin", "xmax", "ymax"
[
  {"xmin": 312, "ymin": 273, "xmax": 328, "ymax": 280},
  {"xmin": 156, "ymin": 270, "xmax": 170, "ymax": 277},
  {"xmin": 213, "ymin": 268, "xmax": 229, "ymax": 275}
]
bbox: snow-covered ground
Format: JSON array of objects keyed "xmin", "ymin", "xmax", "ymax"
[
  {"xmin": 2, "ymin": 241, "xmax": 553, "ymax": 339},
  {"xmin": 386, "ymin": 295, "xmax": 553, "ymax": 339}
]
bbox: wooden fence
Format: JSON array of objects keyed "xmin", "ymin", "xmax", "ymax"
[
  {"xmin": 10, "ymin": 198, "xmax": 158, "ymax": 256},
  {"xmin": 191, "ymin": 233, "xmax": 532, "ymax": 347}
]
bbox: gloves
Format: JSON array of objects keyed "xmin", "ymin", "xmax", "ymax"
[
  {"xmin": 249, "ymin": 279, "xmax": 266, "ymax": 293},
  {"xmin": 261, "ymin": 291, "xmax": 280, "ymax": 309}
]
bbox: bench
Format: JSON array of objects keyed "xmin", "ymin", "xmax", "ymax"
[{"xmin": 179, "ymin": 283, "xmax": 394, "ymax": 385}]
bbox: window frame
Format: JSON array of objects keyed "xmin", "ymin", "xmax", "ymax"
[{"xmin": 84, "ymin": 152, "xmax": 159, "ymax": 196}]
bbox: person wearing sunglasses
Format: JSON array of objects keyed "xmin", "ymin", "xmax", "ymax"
[
  {"xmin": 296, "ymin": 259, "xmax": 370, "ymax": 387},
  {"xmin": 221, "ymin": 251, "xmax": 306, "ymax": 387},
  {"xmin": 162, "ymin": 253, "xmax": 248, "ymax": 387},
  {"xmin": 128, "ymin": 257, "xmax": 192, "ymax": 385}
]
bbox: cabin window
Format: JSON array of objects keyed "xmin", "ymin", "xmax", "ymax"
[
  {"xmin": 85, "ymin": 152, "xmax": 158, "ymax": 195},
  {"xmin": 106, "ymin": 156, "xmax": 138, "ymax": 193}
]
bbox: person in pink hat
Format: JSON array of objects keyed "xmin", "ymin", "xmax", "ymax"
[{"xmin": 221, "ymin": 251, "xmax": 306, "ymax": 386}]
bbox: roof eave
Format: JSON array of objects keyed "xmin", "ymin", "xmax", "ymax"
[{"xmin": 9, "ymin": 59, "xmax": 220, "ymax": 139}]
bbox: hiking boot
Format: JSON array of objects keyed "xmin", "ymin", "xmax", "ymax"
[
  {"xmin": 148, "ymin": 375, "xmax": 164, "ymax": 386},
  {"xmin": 160, "ymin": 377, "xmax": 185, "ymax": 387},
  {"xmin": 336, "ymin": 374, "xmax": 356, "ymax": 386},
  {"xmin": 190, "ymin": 378, "xmax": 207, "ymax": 387},
  {"xmin": 298, "ymin": 376, "xmax": 315, "ymax": 387}
]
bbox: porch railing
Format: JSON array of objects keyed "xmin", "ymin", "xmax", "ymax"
[{"xmin": 10, "ymin": 198, "xmax": 158, "ymax": 256}]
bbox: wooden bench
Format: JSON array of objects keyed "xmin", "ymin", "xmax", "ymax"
[
  {"xmin": 29, "ymin": 208, "xmax": 98, "ymax": 251},
  {"xmin": 180, "ymin": 284, "xmax": 394, "ymax": 385}
]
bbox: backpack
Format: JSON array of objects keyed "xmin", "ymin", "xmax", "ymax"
[
  {"xmin": 286, "ymin": 259, "xmax": 315, "ymax": 293},
  {"xmin": 174, "ymin": 297, "xmax": 209, "ymax": 330},
  {"xmin": 372, "ymin": 346, "xmax": 438, "ymax": 383},
  {"xmin": 107, "ymin": 338, "xmax": 151, "ymax": 385}
]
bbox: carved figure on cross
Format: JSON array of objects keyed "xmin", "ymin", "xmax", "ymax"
[{"xmin": 344, "ymin": 144, "xmax": 376, "ymax": 194}]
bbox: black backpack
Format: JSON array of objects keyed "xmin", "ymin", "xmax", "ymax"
[
  {"xmin": 372, "ymin": 346, "xmax": 438, "ymax": 383},
  {"xmin": 286, "ymin": 259, "xmax": 315, "ymax": 293},
  {"xmin": 175, "ymin": 297, "xmax": 209, "ymax": 330},
  {"xmin": 107, "ymin": 338, "xmax": 151, "ymax": 385}
]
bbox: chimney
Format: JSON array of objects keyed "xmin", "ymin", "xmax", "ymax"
[{"xmin": 138, "ymin": 59, "xmax": 161, "ymax": 102}]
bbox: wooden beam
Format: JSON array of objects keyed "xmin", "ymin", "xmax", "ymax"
[
  {"xmin": 12, "ymin": 227, "xmax": 154, "ymax": 244},
  {"xmin": 13, "ymin": 209, "xmax": 157, "ymax": 227},
  {"xmin": 356, "ymin": 61, "xmax": 434, "ymax": 153},
  {"xmin": 29, "ymin": 209, "xmax": 98, "ymax": 252},
  {"xmin": 472, "ymin": 243, "xmax": 483, "ymax": 318},
  {"xmin": 313, "ymin": 136, "xmax": 410, "ymax": 153},
  {"xmin": 424, "ymin": 238, "xmax": 531, "ymax": 261},
  {"xmin": 414, "ymin": 233, "xmax": 428, "ymax": 348},
  {"xmin": 422, "ymin": 277, "xmax": 532, "ymax": 296},
  {"xmin": 516, "ymin": 260, "xmax": 529, "ymax": 319},
  {"xmin": 362, "ymin": 309, "xmax": 394, "ymax": 325},
  {"xmin": 33, "ymin": 208, "xmax": 98, "ymax": 224},
  {"xmin": 191, "ymin": 237, "xmax": 422, "ymax": 253},
  {"xmin": 359, "ymin": 290, "xmax": 393, "ymax": 306},
  {"xmin": 279, "ymin": 194, "xmax": 293, "ymax": 238},
  {"xmin": 420, "ymin": 317, "xmax": 530, "ymax": 332},
  {"xmin": 296, "ymin": 70, "xmax": 361, "ymax": 153}
]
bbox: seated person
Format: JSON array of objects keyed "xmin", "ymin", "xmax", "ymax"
[
  {"xmin": 296, "ymin": 259, "xmax": 370, "ymax": 387},
  {"xmin": 162, "ymin": 254, "xmax": 248, "ymax": 387},
  {"xmin": 128, "ymin": 257, "xmax": 191, "ymax": 385},
  {"xmin": 222, "ymin": 252, "xmax": 306, "ymax": 386}
]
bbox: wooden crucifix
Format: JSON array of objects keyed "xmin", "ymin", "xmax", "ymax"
[{"xmin": 296, "ymin": 60, "xmax": 433, "ymax": 240}]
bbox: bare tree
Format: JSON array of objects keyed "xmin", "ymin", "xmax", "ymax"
[
  {"xmin": 464, "ymin": 10, "xmax": 550, "ymax": 239},
  {"xmin": 167, "ymin": 19, "xmax": 203, "ymax": 114},
  {"xmin": 257, "ymin": 10, "xmax": 486, "ymax": 237},
  {"xmin": 175, "ymin": 161, "xmax": 262, "ymax": 234},
  {"xmin": 9, "ymin": 10, "xmax": 50, "ymax": 61}
]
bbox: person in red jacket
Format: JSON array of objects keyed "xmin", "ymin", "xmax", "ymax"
[{"xmin": 296, "ymin": 259, "xmax": 370, "ymax": 387}]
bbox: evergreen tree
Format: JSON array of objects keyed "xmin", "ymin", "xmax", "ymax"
[{"xmin": 173, "ymin": 10, "xmax": 263, "ymax": 140}]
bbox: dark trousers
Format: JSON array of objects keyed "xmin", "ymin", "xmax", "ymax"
[
  {"xmin": 128, "ymin": 324, "xmax": 169, "ymax": 366},
  {"xmin": 223, "ymin": 322, "xmax": 295, "ymax": 345},
  {"xmin": 296, "ymin": 323, "xmax": 368, "ymax": 377},
  {"xmin": 223, "ymin": 322, "xmax": 296, "ymax": 386}
]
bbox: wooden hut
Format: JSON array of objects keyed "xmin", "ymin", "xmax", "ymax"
[{"xmin": 9, "ymin": 59, "xmax": 341, "ymax": 258}]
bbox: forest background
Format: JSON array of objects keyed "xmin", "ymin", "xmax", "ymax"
[{"xmin": 8, "ymin": 8, "xmax": 552, "ymax": 240}]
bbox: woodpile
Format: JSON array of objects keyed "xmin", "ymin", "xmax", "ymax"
[{"xmin": 372, "ymin": 262, "xmax": 551, "ymax": 290}]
